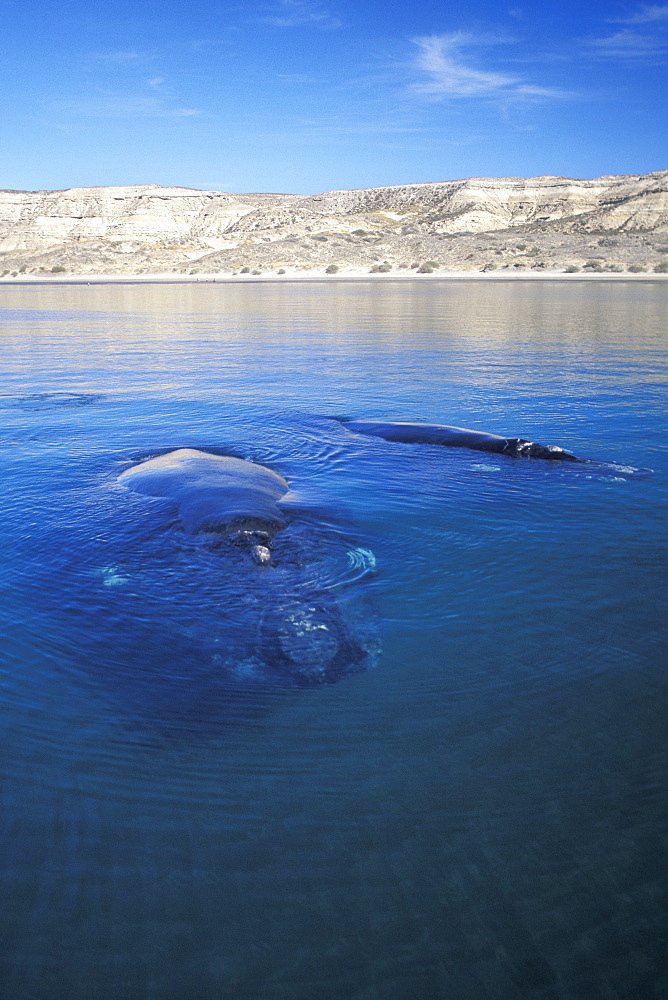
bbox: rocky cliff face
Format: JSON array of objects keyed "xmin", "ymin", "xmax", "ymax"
[{"xmin": 1, "ymin": 171, "xmax": 667, "ymax": 276}]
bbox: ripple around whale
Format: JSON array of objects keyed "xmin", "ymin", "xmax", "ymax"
[{"xmin": 0, "ymin": 391, "xmax": 105, "ymax": 410}]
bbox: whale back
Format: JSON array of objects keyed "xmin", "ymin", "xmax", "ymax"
[
  {"xmin": 118, "ymin": 448, "xmax": 289, "ymax": 533},
  {"xmin": 342, "ymin": 420, "xmax": 509, "ymax": 450},
  {"xmin": 340, "ymin": 420, "xmax": 581, "ymax": 461}
]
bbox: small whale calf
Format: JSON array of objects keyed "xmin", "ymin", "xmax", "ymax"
[{"xmin": 337, "ymin": 419, "xmax": 583, "ymax": 462}]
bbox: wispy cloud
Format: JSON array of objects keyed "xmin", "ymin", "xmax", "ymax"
[
  {"xmin": 588, "ymin": 28, "xmax": 668, "ymax": 57},
  {"xmin": 88, "ymin": 50, "xmax": 147, "ymax": 64},
  {"xmin": 49, "ymin": 95, "xmax": 201, "ymax": 120},
  {"xmin": 411, "ymin": 33, "xmax": 565, "ymax": 100},
  {"xmin": 609, "ymin": 4, "xmax": 668, "ymax": 23},
  {"xmin": 258, "ymin": 0, "xmax": 340, "ymax": 28},
  {"xmin": 592, "ymin": 3, "xmax": 668, "ymax": 56}
]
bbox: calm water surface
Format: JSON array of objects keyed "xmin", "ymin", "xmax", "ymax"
[{"xmin": 0, "ymin": 280, "xmax": 666, "ymax": 999}]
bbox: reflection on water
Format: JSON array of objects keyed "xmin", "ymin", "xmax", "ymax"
[{"xmin": 0, "ymin": 280, "xmax": 666, "ymax": 999}]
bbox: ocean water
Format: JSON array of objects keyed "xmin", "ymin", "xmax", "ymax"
[{"xmin": 0, "ymin": 279, "xmax": 666, "ymax": 1000}]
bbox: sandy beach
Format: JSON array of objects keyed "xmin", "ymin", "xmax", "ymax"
[{"xmin": 2, "ymin": 267, "xmax": 667, "ymax": 285}]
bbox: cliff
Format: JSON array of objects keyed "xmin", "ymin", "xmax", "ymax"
[{"xmin": 1, "ymin": 171, "xmax": 667, "ymax": 277}]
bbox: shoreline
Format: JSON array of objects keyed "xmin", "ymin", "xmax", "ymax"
[{"xmin": 1, "ymin": 268, "xmax": 667, "ymax": 286}]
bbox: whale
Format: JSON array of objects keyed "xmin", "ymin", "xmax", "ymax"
[
  {"xmin": 118, "ymin": 448, "xmax": 290, "ymax": 564},
  {"xmin": 117, "ymin": 448, "xmax": 378, "ymax": 689},
  {"xmin": 337, "ymin": 419, "xmax": 584, "ymax": 462}
]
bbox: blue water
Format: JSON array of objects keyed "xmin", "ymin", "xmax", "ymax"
[{"xmin": 0, "ymin": 279, "xmax": 666, "ymax": 999}]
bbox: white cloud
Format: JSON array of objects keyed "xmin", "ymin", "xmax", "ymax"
[
  {"xmin": 610, "ymin": 4, "xmax": 668, "ymax": 23},
  {"xmin": 589, "ymin": 28, "xmax": 668, "ymax": 57},
  {"xmin": 260, "ymin": 0, "xmax": 340, "ymax": 28},
  {"xmin": 411, "ymin": 34, "xmax": 565, "ymax": 100},
  {"xmin": 89, "ymin": 51, "xmax": 146, "ymax": 63},
  {"xmin": 49, "ymin": 95, "xmax": 201, "ymax": 120}
]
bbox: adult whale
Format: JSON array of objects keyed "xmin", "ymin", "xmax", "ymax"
[
  {"xmin": 337, "ymin": 419, "xmax": 584, "ymax": 462},
  {"xmin": 117, "ymin": 447, "xmax": 377, "ymax": 688},
  {"xmin": 118, "ymin": 447, "xmax": 289, "ymax": 564}
]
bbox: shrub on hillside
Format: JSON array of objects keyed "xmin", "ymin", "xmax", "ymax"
[
  {"xmin": 326, "ymin": 264, "xmax": 339, "ymax": 274},
  {"xmin": 654, "ymin": 260, "xmax": 668, "ymax": 272}
]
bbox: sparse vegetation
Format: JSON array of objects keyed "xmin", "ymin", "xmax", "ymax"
[
  {"xmin": 370, "ymin": 263, "xmax": 391, "ymax": 272},
  {"xmin": 325, "ymin": 264, "xmax": 339, "ymax": 274},
  {"xmin": 653, "ymin": 260, "xmax": 668, "ymax": 273},
  {"xmin": 50, "ymin": 265, "xmax": 66, "ymax": 272},
  {"xmin": 1, "ymin": 175, "xmax": 665, "ymax": 278}
]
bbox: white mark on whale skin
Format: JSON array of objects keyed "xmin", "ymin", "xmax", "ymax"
[
  {"xmin": 97, "ymin": 564, "xmax": 130, "ymax": 587},
  {"xmin": 608, "ymin": 464, "xmax": 639, "ymax": 475},
  {"xmin": 346, "ymin": 547, "xmax": 377, "ymax": 575}
]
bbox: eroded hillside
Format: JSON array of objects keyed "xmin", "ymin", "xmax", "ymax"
[{"xmin": 1, "ymin": 171, "xmax": 667, "ymax": 277}]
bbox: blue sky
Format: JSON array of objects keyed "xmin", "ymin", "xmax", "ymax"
[{"xmin": 2, "ymin": 0, "xmax": 667, "ymax": 192}]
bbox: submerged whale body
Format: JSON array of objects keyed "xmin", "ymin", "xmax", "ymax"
[
  {"xmin": 338, "ymin": 419, "xmax": 583, "ymax": 462},
  {"xmin": 117, "ymin": 448, "xmax": 376, "ymax": 689}
]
